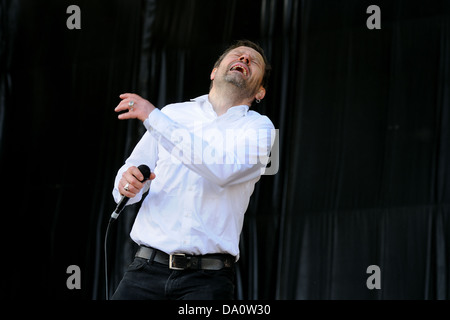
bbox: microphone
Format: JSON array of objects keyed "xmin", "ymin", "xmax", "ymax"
[{"xmin": 110, "ymin": 164, "xmax": 151, "ymax": 220}]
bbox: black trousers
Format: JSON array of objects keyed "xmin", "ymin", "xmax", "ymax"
[{"xmin": 111, "ymin": 257, "xmax": 235, "ymax": 300}]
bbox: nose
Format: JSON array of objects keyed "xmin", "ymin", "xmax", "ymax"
[{"xmin": 239, "ymin": 54, "xmax": 250, "ymax": 65}]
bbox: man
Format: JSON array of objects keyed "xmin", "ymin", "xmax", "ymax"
[{"xmin": 111, "ymin": 40, "xmax": 275, "ymax": 300}]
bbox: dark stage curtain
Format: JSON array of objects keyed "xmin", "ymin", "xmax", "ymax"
[{"xmin": 0, "ymin": 0, "xmax": 449, "ymax": 300}]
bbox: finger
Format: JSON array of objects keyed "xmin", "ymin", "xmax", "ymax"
[
  {"xmin": 119, "ymin": 179, "xmax": 137, "ymax": 198},
  {"xmin": 119, "ymin": 93, "xmax": 131, "ymax": 99},
  {"xmin": 149, "ymin": 172, "xmax": 156, "ymax": 181},
  {"xmin": 124, "ymin": 166, "xmax": 146, "ymax": 185},
  {"xmin": 122, "ymin": 170, "xmax": 144, "ymax": 190},
  {"xmin": 120, "ymin": 93, "xmax": 141, "ymax": 101},
  {"xmin": 115, "ymin": 99, "xmax": 133, "ymax": 112},
  {"xmin": 118, "ymin": 111, "xmax": 137, "ymax": 120},
  {"xmin": 129, "ymin": 166, "xmax": 146, "ymax": 182},
  {"xmin": 116, "ymin": 100, "xmax": 138, "ymax": 120}
]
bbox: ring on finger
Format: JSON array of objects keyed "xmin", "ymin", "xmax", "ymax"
[
  {"xmin": 124, "ymin": 183, "xmax": 130, "ymax": 191},
  {"xmin": 128, "ymin": 100, "xmax": 135, "ymax": 111}
]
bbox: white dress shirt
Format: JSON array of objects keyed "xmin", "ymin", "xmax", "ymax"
[{"xmin": 113, "ymin": 94, "xmax": 275, "ymax": 259}]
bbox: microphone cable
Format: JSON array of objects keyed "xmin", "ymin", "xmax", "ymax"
[
  {"xmin": 104, "ymin": 217, "xmax": 114, "ymax": 300},
  {"xmin": 103, "ymin": 164, "xmax": 151, "ymax": 300}
]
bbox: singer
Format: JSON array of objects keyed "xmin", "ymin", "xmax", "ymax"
[{"xmin": 111, "ymin": 40, "xmax": 275, "ymax": 300}]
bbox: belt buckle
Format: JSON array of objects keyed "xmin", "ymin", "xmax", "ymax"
[{"xmin": 169, "ymin": 253, "xmax": 186, "ymax": 270}]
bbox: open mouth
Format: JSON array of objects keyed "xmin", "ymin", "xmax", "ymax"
[{"xmin": 229, "ymin": 63, "xmax": 249, "ymax": 76}]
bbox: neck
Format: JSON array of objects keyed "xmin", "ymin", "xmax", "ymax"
[{"xmin": 208, "ymin": 86, "xmax": 252, "ymax": 116}]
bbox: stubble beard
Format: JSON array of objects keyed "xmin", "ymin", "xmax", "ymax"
[
  {"xmin": 221, "ymin": 72, "xmax": 258, "ymax": 101},
  {"xmin": 224, "ymin": 72, "xmax": 246, "ymax": 89}
]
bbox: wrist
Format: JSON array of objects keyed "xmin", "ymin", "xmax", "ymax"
[{"xmin": 139, "ymin": 106, "xmax": 155, "ymax": 122}]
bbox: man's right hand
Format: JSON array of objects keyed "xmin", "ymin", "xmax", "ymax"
[{"xmin": 118, "ymin": 166, "xmax": 156, "ymax": 198}]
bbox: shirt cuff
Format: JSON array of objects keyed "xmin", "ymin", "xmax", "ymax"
[
  {"xmin": 144, "ymin": 108, "xmax": 178, "ymax": 142},
  {"xmin": 143, "ymin": 109, "xmax": 158, "ymax": 132}
]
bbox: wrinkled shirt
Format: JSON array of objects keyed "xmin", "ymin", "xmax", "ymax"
[{"xmin": 113, "ymin": 94, "xmax": 275, "ymax": 259}]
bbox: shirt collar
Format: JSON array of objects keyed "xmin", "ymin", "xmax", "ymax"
[{"xmin": 191, "ymin": 94, "xmax": 249, "ymax": 120}]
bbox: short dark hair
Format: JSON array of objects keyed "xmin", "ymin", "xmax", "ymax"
[{"xmin": 213, "ymin": 40, "xmax": 271, "ymax": 90}]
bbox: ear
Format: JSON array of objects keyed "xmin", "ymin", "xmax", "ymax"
[
  {"xmin": 255, "ymin": 87, "xmax": 266, "ymax": 101},
  {"xmin": 210, "ymin": 68, "xmax": 217, "ymax": 80}
]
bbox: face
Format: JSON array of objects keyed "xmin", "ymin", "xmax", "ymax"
[{"xmin": 211, "ymin": 46, "xmax": 266, "ymax": 101}]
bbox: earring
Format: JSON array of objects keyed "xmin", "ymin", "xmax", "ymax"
[{"xmin": 255, "ymin": 99, "xmax": 261, "ymax": 104}]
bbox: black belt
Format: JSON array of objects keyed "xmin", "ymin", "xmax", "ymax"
[{"xmin": 135, "ymin": 246, "xmax": 235, "ymax": 271}]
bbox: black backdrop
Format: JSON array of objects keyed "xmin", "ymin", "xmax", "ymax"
[{"xmin": 0, "ymin": 0, "xmax": 449, "ymax": 300}]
